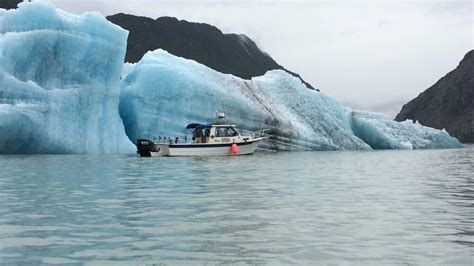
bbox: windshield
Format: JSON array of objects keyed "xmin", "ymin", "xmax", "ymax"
[{"xmin": 215, "ymin": 127, "xmax": 239, "ymax": 137}]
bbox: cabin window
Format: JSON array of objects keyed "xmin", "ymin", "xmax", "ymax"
[
  {"xmin": 215, "ymin": 127, "xmax": 238, "ymax": 137},
  {"xmin": 229, "ymin": 127, "xmax": 239, "ymax": 136}
]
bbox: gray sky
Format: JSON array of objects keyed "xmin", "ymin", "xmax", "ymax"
[{"xmin": 48, "ymin": 0, "xmax": 473, "ymax": 117}]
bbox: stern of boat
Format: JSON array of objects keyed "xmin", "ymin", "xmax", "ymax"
[{"xmin": 136, "ymin": 139, "xmax": 170, "ymax": 157}]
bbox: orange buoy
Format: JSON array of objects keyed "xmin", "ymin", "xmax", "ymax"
[{"xmin": 231, "ymin": 143, "xmax": 239, "ymax": 154}]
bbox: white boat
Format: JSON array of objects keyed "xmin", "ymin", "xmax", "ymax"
[{"xmin": 136, "ymin": 123, "xmax": 268, "ymax": 157}]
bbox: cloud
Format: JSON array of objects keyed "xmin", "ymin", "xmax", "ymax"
[{"xmin": 428, "ymin": 0, "xmax": 472, "ymax": 16}]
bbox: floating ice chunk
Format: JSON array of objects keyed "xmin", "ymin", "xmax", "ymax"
[
  {"xmin": 119, "ymin": 49, "xmax": 462, "ymax": 151},
  {"xmin": 0, "ymin": 1, "xmax": 134, "ymax": 153},
  {"xmin": 119, "ymin": 49, "xmax": 372, "ymax": 150},
  {"xmin": 0, "ymin": 1, "xmax": 461, "ymax": 153},
  {"xmin": 349, "ymin": 111, "xmax": 462, "ymax": 149}
]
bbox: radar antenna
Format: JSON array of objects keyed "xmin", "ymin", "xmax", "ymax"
[{"xmin": 215, "ymin": 101, "xmax": 227, "ymax": 122}]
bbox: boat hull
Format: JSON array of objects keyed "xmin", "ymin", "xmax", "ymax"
[{"xmin": 145, "ymin": 140, "xmax": 261, "ymax": 157}]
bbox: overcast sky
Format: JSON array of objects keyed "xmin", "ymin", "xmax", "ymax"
[{"xmin": 48, "ymin": 0, "xmax": 473, "ymax": 117}]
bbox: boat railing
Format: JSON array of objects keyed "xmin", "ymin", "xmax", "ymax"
[
  {"xmin": 151, "ymin": 129, "xmax": 270, "ymax": 144},
  {"xmin": 250, "ymin": 129, "xmax": 270, "ymax": 139},
  {"xmin": 153, "ymin": 136, "xmax": 188, "ymax": 144}
]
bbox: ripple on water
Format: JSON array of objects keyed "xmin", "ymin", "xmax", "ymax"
[{"xmin": 0, "ymin": 148, "xmax": 473, "ymax": 264}]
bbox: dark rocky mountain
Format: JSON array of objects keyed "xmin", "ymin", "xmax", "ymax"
[
  {"xmin": 107, "ymin": 14, "xmax": 316, "ymax": 90},
  {"xmin": 0, "ymin": 0, "xmax": 21, "ymax": 9},
  {"xmin": 395, "ymin": 50, "xmax": 474, "ymax": 143}
]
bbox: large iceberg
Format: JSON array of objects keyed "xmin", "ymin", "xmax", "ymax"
[
  {"xmin": 120, "ymin": 50, "xmax": 462, "ymax": 150},
  {"xmin": 0, "ymin": 1, "xmax": 462, "ymax": 154},
  {"xmin": 0, "ymin": 1, "xmax": 134, "ymax": 153}
]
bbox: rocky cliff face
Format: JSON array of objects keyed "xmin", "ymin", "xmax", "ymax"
[
  {"xmin": 395, "ymin": 50, "xmax": 474, "ymax": 143},
  {"xmin": 0, "ymin": 0, "xmax": 21, "ymax": 9},
  {"xmin": 107, "ymin": 14, "xmax": 316, "ymax": 90}
]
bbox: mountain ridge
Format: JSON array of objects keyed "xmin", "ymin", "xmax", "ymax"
[
  {"xmin": 107, "ymin": 13, "xmax": 316, "ymax": 90},
  {"xmin": 395, "ymin": 50, "xmax": 474, "ymax": 143},
  {"xmin": 0, "ymin": 0, "xmax": 21, "ymax": 9}
]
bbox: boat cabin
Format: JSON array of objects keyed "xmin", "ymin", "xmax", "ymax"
[{"xmin": 186, "ymin": 123, "xmax": 245, "ymax": 144}]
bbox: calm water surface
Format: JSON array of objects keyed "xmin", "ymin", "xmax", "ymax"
[{"xmin": 0, "ymin": 146, "xmax": 473, "ymax": 265}]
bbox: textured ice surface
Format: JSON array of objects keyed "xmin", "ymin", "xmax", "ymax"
[
  {"xmin": 0, "ymin": 1, "xmax": 134, "ymax": 153},
  {"xmin": 120, "ymin": 50, "xmax": 462, "ymax": 150},
  {"xmin": 0, "ymin": 2, "xmax": 461, "ymax": 153},
  {"xmin": 349, "ymin": 112, "xmax": 462, "ymax": 149}
]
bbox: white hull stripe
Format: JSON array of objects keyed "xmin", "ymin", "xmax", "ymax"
[{"xmin": 169, "ymin": 140, "xmax": 257, "ymax": 148}]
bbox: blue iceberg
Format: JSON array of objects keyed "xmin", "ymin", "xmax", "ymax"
[
  {"xmin": 0, "ymin": 1, "xmax": 134, "ymax": 153},
  {"xmin": 0, "ymin": 1, "xmax": 462, "ymax": 153},
  {"xmin": 120, "ymin": 50, "xmax": 462, "ymax": 151},
  {"xmin": 349, "ymin": 111, "xmax": 462, "ymax": 149}
]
